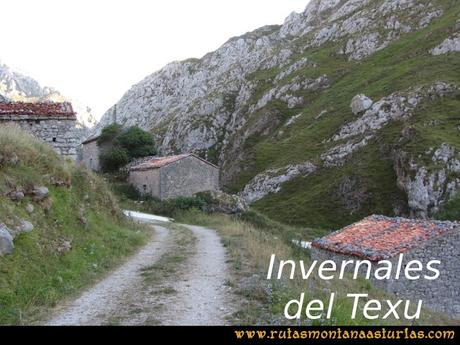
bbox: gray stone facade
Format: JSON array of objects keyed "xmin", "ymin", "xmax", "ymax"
[
  {"xmin": 5, "ymin": 118, "xmax": 78, "ymax": 159},
  {"xmin": 311, "ymin": 228, "xmax": 460, "ymax": 319},
  {"xmin": 80, "ymin": 137, "xmax": 111, "ymax": 171},
  {"xmin": 128, "ymin": 154, "xmax": 219, "ymax": 199},
  {"xmin": 0, "ymin": 103, "xmax": 78, "ymax": 159}
]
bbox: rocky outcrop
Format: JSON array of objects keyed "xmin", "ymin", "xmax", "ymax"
[
  {"xmin": 322, "ymin": 82, "xmax": 459, "ymax": 168},
  {"xmin": 431, "ymin": 32, "xmax": 460, "ymax": 55},
  {"xmin": 350, "ymin": 94, "xmax": 373, "ymax": 115},
  {"xmin": 89, "ymin": 0, "xmax": 458, "ymax": 221},
  {"xmin": 241, "ymin": 161, "xmax": 316, "ymax": 203},
  {"xmin": 93, "ymin": 0, "xmax": 444, "ymax": 168},
  {"xmin": 196, "ymin": 190, "xmax": 249, "ymax": 214},
  {"xmin": 394, "ymin": 144, "xmax": 460, "ymax": 218},
  {"xmin": 334, "ymin": 82, "xmax": 458, "ymax": 143}
]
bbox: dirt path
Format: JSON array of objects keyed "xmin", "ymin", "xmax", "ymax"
[
  {"xmin": 47, "ymin": 225, "xmax": 171, "ymax": 325},
  {"xmin": 154, "ymin": 224, "xmax": 234, "ymax": 325},
  {"xmin": 46, "ymin": 215, "xmax": 234, "ymax": 325}
]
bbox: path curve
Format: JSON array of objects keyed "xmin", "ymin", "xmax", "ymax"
[
  {"xmin": 156, "ymin": 224, "xmax": 234, "ymax": 325},
  {"xmin": 47, "ymin": 225, "xmax": 170, "ymax": 325}
]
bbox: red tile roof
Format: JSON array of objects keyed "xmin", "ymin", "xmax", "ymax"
[
  {"xmin": 130, "ymin": 154, "xmax": 190, "ymax": 171},
  {"xmin": 0, "ymin": 102, "xmax": 76, "ymax": 118},
  {"xmin": 312, "ymin": 215, "xmax": 459, "ymax": 261},
  {"xmin": 129, "ymin": 153, "xmax": 218, "ymax": 171}
]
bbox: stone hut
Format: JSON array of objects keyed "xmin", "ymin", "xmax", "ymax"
[
  {"xmin": 128, "ymin": 153, "xmax": 219, "ymax": 199},
  {"xmin": 0, "ymin": 101, "xmax": 78, "ymax": 159},
  {"xmin": 311, "ymin": 215, "xmax": 460, "ymax": 318},
  {"xmin": 80, "ymin": 135, "xmax": 112, "ymax": 171}
]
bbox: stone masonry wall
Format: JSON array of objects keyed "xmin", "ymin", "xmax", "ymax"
[
  {"xmin": 0, "ymin": 116, "xmax": 78, "ymax": 159},
  {"xmin": 128, "ymin": 168, "xmax": 161, "ymax": 198},
  {"xmin": 311, "ymin": 229, "xmax": 460, "ymax": 319},
  {"xmin": 81, "ymin": 141, "xmax": 111, "ymax": 171},
  {"xmin": 159, "ymin": 156, "xmax": 219, "ymax": 199}
]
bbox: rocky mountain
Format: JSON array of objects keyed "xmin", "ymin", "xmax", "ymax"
[
  {"xmin": 0, "ymin": 61, "xmax": 96, "ymax": 129},
  {"xmin": 95, "ymin": 0, "xmax": 460, "ymax": 229}
]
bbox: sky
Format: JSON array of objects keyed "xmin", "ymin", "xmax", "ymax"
[{"xmin": 1, "ymin": 0, "xmax": 308, "ymax": 119}]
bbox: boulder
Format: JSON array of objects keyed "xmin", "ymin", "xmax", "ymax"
[
  {"xmin": 196, "ymin": 190, "xmax": 249, "ymax": 214},
  {"xmin": 350, "ymin": 94, "xmax": 373, "ymax": 115},
  {"xmin": 9, "ymin": 190, "xmax": 25, "ymax": 202},
  {"xmin": 0, "ymin": 225, "xmax": 14, "ymax": 256},
  {"xmin": 33, "ymin": 186, "xmax": 49, "ymax": 200},
  {"xmin": 25, "ymin": 203, "xmax": 34, "ymax": 214},
  {"xmin": 16, "ymin": 220, "xmax": 34, "ymax": 234}
]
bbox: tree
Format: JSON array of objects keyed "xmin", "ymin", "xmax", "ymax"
[
  {"xmin": 97, "ymin": 123, "xmax": 122, "ymax": 145},
  {"xmin": 98, "ymin": 124, "xmax": 158, "ymax": 172},
  {"xmin": 115, "ymin": 126, "xmax": 157, "ymax": 159},
  {"xmin": 100, "ymin": 147, "xmax": 129, "ymax": 172}
]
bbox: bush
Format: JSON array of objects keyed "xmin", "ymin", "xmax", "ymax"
[
  {"xmin": 115, "ymin": 126, "xmax": 157, "ymax": 159},
  {"xmin": 98, "ymin": 125, "xmax": 157, "ymax": 172},
  {"xmin": 435, "ymin": 193, "xmax": 460, "ymax": 221},
  {"xmin": 97, "ymin": 123, "xmax": 123, "ymax": 145},
  {"xmin": 100, "ymin": 147, "xmax": 130, "ymax": 172}
]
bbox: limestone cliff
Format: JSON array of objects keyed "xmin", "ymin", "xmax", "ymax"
[{"xmin": 94, "ymin": 0, "xmax": 460, "ymax": 227}]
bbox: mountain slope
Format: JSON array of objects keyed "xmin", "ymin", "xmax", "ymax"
[
  {"xmin": 0, "ymin": 126, "xmax": 146, "ymax": 324},
  {"xmin": 0, "ymin": 61, "xmax": 96, "ymax": 129},
  {"xmin": 95, "ymin": 0, "xmax": 460, "ymax": 229}
]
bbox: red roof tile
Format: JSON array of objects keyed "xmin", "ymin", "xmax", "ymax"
[
  {"xmin": 129, "ymin": 153, "xmax": 218, "ymax": 171},
  {"xmin": 0, "ymin": 102, "xmax": 76, "ymax": 118},
  {"xmin": 312, "ymin": 215, "xmax": 459, "ymax": 261},
  {"xmin": 130, "ymin": 154, "xmax": 191, "ymax": 171}
]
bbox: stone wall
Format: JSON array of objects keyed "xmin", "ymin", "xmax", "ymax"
[
  {"xmin": 159, "ymin": 155, "xmax": 219, "ymax": 199},
  {"xmin": 128, "ymin": 168, "xmax": 161, "ymax": 198},
  {"xmin": 0, "ymin": 116, "xmax": 78, "ymax": 159},
  {"xmin": 128, "ymin": 155, "xmax": 219, "ymax": 200},
  {"xmin": 81, "ymin": 140, "xmax": 111, "ymax": 171},
  {"xmin": 311, "ymin": 228, "xmax": 460, "ymax": 319}
]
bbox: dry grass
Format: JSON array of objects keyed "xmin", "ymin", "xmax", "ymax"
[{"xmin": 175, "ymin": 209, "xmax": 457, "ymax": 325}]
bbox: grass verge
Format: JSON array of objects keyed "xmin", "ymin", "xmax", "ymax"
[{"xmin": 175, "ymin": 209, "xmax": 456, "ymax": 325}]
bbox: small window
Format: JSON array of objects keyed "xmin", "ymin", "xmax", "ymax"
[
  {"xmin": 143, "ymin": 185, "xmax": 147, "ymax": 192},
  {"xmin": 52, "ymin": 138, "xmax": 57, "ymax": 142},
  {"xmin": 35, "ymin": 120, "xmax": 40, "ymax": 124}
]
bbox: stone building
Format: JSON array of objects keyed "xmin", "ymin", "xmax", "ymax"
[
  {"xmin": 80, "ymin": 135, "xmax": 112, "ymax": 171},
  {"xmin": 0, "ymin": 101, "xmax": 78, "ymax": 159},
  {"xmin": 311, "ymin": 215, "xmax": 460, "ymax": 318},
  {"xmin": 128, "ymin": 153, "xmax": 219, "ymax": 199}
]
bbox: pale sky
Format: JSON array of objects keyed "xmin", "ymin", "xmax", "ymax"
[{"xmin": 1, "ymin": 0, "xmax": 308, "ymax": 119}]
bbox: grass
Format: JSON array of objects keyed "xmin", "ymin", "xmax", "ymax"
[
  {"xmin": 223, "ymin": 1, "xmax": 460, "ymax": 228},
  {"xmin": 175, "ymin": 209, "xmax": 457, "ymax": 325},
  {"xmin": 0, "ymin": 126, "xmax": 148, "ymax": 325}
]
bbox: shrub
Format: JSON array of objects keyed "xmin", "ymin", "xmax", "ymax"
[
  {"xmin": 435, "ymin": 193, "xmax": 460, "ymax": 221},
  {"xmin": 100, "ymin": 147, "xmax": 130, "ymax": 172},
  {"xmin": 97, "ymin": 123, "xmax": 123, "ymax": 145},
  {"xmin": 98, "ymin": 125, "xmax": 157, "ymax": 172},
  {"xmin": 115, "ymin": 126, "xmax": 157, "ymax": 159}
]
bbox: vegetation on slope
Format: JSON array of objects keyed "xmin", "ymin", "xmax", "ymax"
[
  {"xmin": 229, "ymin": 1, "xmax": 460, "ymax": 229},
  {"xmin": 0, "ymin": 126, "xmax": 147, "ymax": 324}
]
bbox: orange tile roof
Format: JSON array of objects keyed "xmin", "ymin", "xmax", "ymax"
[
  {"xmin": 0, "ymin": 102, "xmax": 76, "ymax": 118},
  {"xmin": 312, "ymin": 215, "xmax": 459, "ymax": 261},
  {"xmin": 129, "ymin": 153, "xmax": 218, "ymax": 171},
  {"xmin": 129, "ymin": 154, "xmax": 191, "ymax": 171}
]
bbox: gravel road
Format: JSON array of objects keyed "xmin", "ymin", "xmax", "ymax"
[{"xmin": 46, "ymin": 214, "xmax": 234, "ymax": 325}]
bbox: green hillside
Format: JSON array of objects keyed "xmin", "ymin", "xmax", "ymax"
[
  {"xmin": 232, "ymin": 0, "xmax": 460, "ymax": 229},
  {"xmin": 0, "ymin": 126, "xmax": 147, "ymax": 324}
]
